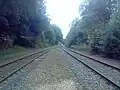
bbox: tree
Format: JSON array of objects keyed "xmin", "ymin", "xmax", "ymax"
[
  {"xmin": 78, "ymin": 0, "xmax": 112, "ymax": 53},
  {"xmin": 44, "ymin": 26, "xmax": 56, "ymax": 45},
  {"xmin": 103, "ymin": 0, "xmax": 120, "ymax": 58},
  {"xmin": 51, "ymin": 24, "xmax": 63, "ymax": 44},
  {"xmin": 66, "ymin": 0, "xmax": 120, "ymax": 59},
  {"xmin": 0, "ymin": 0, "xmax": 52, "ymax": 48}
]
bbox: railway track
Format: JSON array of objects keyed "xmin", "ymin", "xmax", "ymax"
[
  {"xmin": 0, "ymin": 48, "xmax": 49, "ymax": 67},
  {"xmin": 68, "ymin": 48, "xmax": 120, "ymax": 71},
  {"xmin": 0, "ymin": 48, "xmax": 50, "ymax": 83},
  {"xmin": 62, "ymin": 47, "xmax": 120, "ymax": 89}
]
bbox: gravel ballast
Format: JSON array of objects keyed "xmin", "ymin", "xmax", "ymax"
[
  {"xmin": 67, "ymin": 49, "xmax": 120, "ymax": 88},
  {"xmin": 0, "ymin": 48, "xmax": 119, "ymax": 90}
]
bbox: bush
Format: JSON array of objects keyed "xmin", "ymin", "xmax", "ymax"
[{"xmin": 103, "ymin": 26, "xmax": 120, "ymax": 59}]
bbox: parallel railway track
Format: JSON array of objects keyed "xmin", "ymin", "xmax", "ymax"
[
  {"xmin": 0, "ymin": 48, "xmax": 50, "ymax": 83},
  {"xmin": 62, "ymin": 48, "xmax": 120, "ymax": 89},
  {"xmin": 68, "ymin": 48, "xmax": 120, "ymax": 71}
]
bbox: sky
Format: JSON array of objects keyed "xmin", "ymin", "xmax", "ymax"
[{"xmin": 46, "ymin": 0, "xmax": 83, "ymax": 38}]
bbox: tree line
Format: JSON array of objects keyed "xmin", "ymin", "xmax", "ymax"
[
  {"xmin": 0, "ymin": 0, "xmax": 63, "ymax": 50},
  {"xmin": 65, "ymin": 0, "xmax": 120, "ymax": 59}
]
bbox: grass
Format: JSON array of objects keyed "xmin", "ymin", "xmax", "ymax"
[
  {"xmin": 0, "ymin": 46, "xmax": 26, "ymax": 58},
  {"xmin": 71, "ymin": 44, "xmax": 89, "ymax": 52},
  {"xmin": 0, "ymin": 42, "xmax": 54, "ymax": 59}
]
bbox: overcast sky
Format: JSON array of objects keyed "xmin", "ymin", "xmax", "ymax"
[{"xmin": 46, "ymin": 0, "xmax": 83, "ymax": 38}]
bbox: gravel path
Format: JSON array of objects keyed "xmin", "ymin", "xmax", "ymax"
[{"xmin": 0, "ymin": 48, "xmax": 119, "ymax": 90}]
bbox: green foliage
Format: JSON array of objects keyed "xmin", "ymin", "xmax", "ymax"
[
  {"xmin": 44, "ymin": 26, "xmax": 56, "ymax": 45},
  {"xmin": 0, "ymin": 0, "xmax": 63, "ymax": 50},
  {"xmin": 51, "ymin": 24, "xmax": 63, "ymax": 44},
  {"xmin": 66, "ymin": 0, "xmax": 120, "ymax": 59},
  {"xmin": 65, "ymin": 18, "xmax": 88, "ymax": 47},
  {"xmin": 44, "ymin": 24, "xmax": 63, "ymax": 45},
  {"xmin": 71, "ymin": 44, "xmax": 89, "ymax": 51},
  {"xmin": 103, "ymin": 20, "xmax": 120, "ymax": 58},
  {"xmin": 0, "ymin": 45, "xmax": 26, "ymax": 58}
]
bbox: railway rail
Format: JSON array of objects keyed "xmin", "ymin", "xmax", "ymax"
[
  {"xmin": 62, "ymin": 47, "xmax": 120, "ymax": 89},
  {"xmin": 68, "ymin": 48, "xmax": 120, "ymax": 70},
  {"xmin": 0, "ymin": 48, "xmax": 51, "ymax": 83}
]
